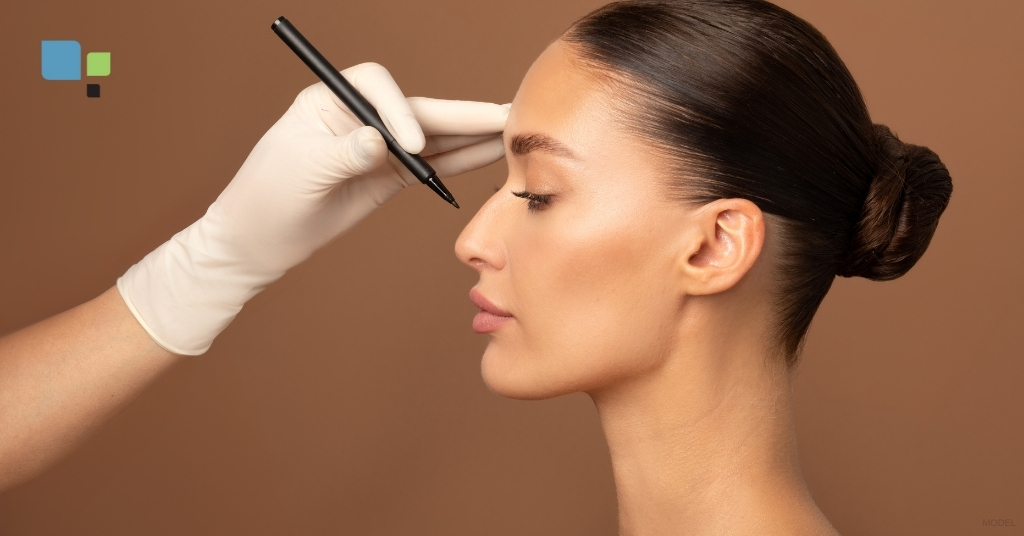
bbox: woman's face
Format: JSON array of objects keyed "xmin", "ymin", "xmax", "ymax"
[{"xmin": 455, "ymin": 41, "xmax": 697, "ymax": 400}]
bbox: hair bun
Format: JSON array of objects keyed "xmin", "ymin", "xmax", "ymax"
[{"xmin": 837, "ymin": 124, "xmax": 953, "ymax": 280}]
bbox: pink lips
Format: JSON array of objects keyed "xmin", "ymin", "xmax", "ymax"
[{"xmin": 469, "ymin": 288, "xmax": 514, "ymax": 333}]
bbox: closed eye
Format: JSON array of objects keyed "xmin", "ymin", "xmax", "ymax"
[{"xmin": 511, "ymin": 190, "xmax": 553, "ymax": 212}]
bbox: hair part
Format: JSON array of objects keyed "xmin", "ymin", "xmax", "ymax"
[{"xmin": 562, "ymin": 0, "xmax": 952, "ymax": 367}]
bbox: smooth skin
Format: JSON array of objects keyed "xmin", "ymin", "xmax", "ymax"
[
  {"xmin": 456, "ymin": 41, "xmax": 840, "ymax": 535},
  {"xmin": 0, "ymin": 287, "xmax": 175, "ymax": 490}
]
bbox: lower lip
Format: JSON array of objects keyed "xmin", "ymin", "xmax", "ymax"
[{"xmin": 472, "ymin": 311, "xmax": 513, "ymax": 333}]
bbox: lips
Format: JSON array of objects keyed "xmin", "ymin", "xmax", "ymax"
[
  {"xmin": 469, "ymin": 288, "xmax": 513, "ymax": 333},
  {"xmin": 470, "ymin": 288, "xmax": 512, "ymax": 317}
]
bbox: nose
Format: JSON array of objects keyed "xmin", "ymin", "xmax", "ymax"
[{"xmin": 455, "ymin": 187, "xmax": 507, "ymax": 272}]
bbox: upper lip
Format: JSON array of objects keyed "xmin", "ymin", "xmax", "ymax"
[{"xmin": 470, "ymin": 288, "xmax": 513, "ymax": 317}]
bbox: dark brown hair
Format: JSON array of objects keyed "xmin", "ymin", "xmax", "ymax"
[{"xmin": 562, "ymin": 0, "xmax": 953, "ymax": 366}]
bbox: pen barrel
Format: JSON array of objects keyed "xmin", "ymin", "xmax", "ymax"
[{"xmin": 271, "ymin": 17, "xmax": 435, "ymax": 184}]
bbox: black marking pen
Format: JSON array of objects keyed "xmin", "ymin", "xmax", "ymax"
[{"xmin": 272, "ymin": 16, "xmax": 459, "ymax": 209}]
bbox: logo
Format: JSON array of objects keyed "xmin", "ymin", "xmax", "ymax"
[{"xmin": 41, "ymin": 40, "xmax": 111, "ymax": 98}]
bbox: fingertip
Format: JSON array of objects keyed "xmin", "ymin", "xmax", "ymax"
[
  {"xmin": 484, "ymin": 102, "xmax": 512, "ymax": 131},
  {"xmin": 395, "ymin": 122, "xmax": 426, "ymax": 154}
]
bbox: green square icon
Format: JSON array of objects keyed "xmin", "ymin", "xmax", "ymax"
[{"xmin": 86, "ymin": 52, "xmax": 110, "ymax": 76}]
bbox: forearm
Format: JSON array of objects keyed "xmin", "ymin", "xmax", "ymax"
[{"xmin": 0, "ymin": 286, "xmax": 178, "ymax": 491}]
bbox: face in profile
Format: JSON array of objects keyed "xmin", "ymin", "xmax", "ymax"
[{"xmin": 455, "ymin": 41, "xmax": 706, "ymax": 400}]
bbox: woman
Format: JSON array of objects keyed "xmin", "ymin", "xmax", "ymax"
[{"xmin": 456, "ymin": 1, "xmax": 952, "ymax": 534}]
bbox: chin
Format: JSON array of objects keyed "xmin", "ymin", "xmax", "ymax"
[
  {"xmin": 480, "ymin": 351, "xmax": 552, "ymax": 400},
  {"xmin": 479, "ymin": 343, "xmax": 600, "ymax": 401}
]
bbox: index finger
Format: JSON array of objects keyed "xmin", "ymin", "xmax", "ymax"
[
  {"xmin": 408, "ymin": 98, "xmax": 510, "ymax": 136},
  {"xmin": 339, "ymin": 62, "xmax": 425, "ymax": 154}
]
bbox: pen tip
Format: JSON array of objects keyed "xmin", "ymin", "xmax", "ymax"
[{"xmin": 451, "ymin": 199, "xmax": 460, "ymax": 209}]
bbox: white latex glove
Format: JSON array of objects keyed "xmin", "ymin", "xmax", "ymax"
[{"xmin": 117, "ymin": 62, "xmax": 509, "ymax": 355}]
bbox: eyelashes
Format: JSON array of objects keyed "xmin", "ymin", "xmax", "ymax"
[
  {"xmin": 493, "ymin": 185, "xmax": 554, "ymax": 212},
  {"xmin": 511, "ymin": 190, "xmax": 553, "ymax": 212}
]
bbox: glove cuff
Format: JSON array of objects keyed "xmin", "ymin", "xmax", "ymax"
[
  {"xmin": 117, "ymin": 213, "xmax": 284, "ymax": 355},
  {"xmin": 116, "ymin": 273, "xmax": 208, "ymax": 355}
]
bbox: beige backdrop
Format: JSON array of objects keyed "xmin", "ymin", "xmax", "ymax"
[{"xmin": 1, "ymin": 0, "xmax": 1021, "ymax": 534}]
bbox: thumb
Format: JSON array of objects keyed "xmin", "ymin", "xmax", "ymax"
[{"xmin": 329, "ymin": 126, "xmax": 389, "ymax": 179}]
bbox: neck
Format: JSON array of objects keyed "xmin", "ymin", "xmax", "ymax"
[{"xmin": 589, "ymin": 335, "xmax": 833, "ymax": 535}]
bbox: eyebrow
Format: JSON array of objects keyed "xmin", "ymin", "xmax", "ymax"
[{"xmin": 508, "ymin": 133, "xmax": 577, "ymax": 159}]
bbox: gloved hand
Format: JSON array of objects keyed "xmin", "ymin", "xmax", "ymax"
[{"xmin": 117, "ymin": 62, "xmax": 509, "ymax": 355}]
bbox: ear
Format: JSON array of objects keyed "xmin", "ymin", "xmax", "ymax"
[{"xmin": 677, "ymin": 198, "xmax": 765, "ymax": 296}]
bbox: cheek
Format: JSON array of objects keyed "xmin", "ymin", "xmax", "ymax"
[{"xmin": 485, "ymin": 199, "xmax": 682, "ymax": 397}]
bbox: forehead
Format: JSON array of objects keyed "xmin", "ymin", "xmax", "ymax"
[
  {"xmin": 507, "ymin": 42, "xmax": 618, "ymax": 151},
  {"xmin": 506, "ymin": 41, "xmax": 673, "ymax": 198}
]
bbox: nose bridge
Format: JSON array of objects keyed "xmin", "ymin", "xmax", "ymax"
[{"xmin": 455, "ymin": 189, "xmax": 508, "ymax": 270}]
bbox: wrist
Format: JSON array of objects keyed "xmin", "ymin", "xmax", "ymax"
[{"xmin": 117, "ymin": 212, "xmax": 286, "ymax": 355}]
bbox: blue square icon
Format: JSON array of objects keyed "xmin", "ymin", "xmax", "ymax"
[{"xmin": 41, "ymin": 40, "xmax": 81, "ymax": 80}]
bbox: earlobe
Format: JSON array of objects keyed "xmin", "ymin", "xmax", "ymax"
[{"xmin": 678, "ymin": 199, "xmax": 765, "ymax": 296}]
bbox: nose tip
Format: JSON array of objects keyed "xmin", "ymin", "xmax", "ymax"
[
  {"xmin": 454, "ymin": 191, "xmax": 505, "ymax": 272},
  {"xmin": 454, "ymin": 227, "xmax": 487, "ymax": 270},
  {"xmin": 454, "ymin": 213, "xmax": 480, "ymax": 269}
]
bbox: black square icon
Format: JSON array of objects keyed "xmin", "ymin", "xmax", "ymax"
[{"xmin": 86, "ymin": 84, "xmax": 100, "ymax": 98}]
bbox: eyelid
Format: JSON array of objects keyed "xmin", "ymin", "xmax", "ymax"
[{"xmin": 510, "ymin": 189, "xmax": 553, "ymax": 212}]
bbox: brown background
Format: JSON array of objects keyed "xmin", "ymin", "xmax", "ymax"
[{"xmin": 1, "ymin": 0, "xmax": 1021, "ymax": 534}]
